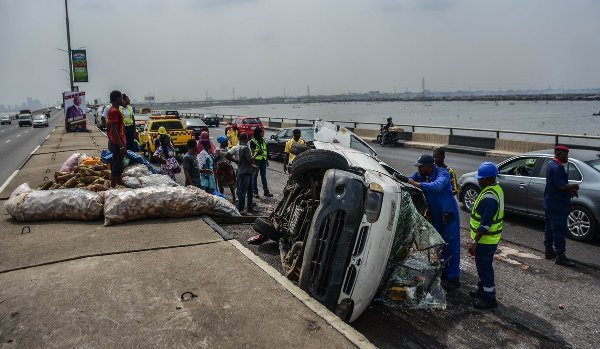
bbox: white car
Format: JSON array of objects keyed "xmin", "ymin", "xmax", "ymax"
[
  {"xmin": 253, "ymin": 121, "xmax": 444, "ymax": 322},
  {"xmin": 0, "ymin": 115, "xmax": 11, "ymax": 125},
  {"xmin": 32, "ymin": 114, "xmax": 49, "ymax": 128}
]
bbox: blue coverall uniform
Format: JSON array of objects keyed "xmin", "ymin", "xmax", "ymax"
[
  {"xmin": 544, "ymin": 159, "xmax": 571, "ymax": 254},
  {"xmin": 411, "ymin": 166, "xmax": 461, "ymax": 281}
]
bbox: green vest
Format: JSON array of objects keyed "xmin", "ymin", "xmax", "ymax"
[
  {"xmin": 120, "ymin": 105, "xmax": 134, "ymax": 126},
  {"xmin": 470, "ymin": 183, "xmax": 504, "ymax": 244},
  {"xmin": 252, "ymin": 138, "xmax": 267, "ymax": 161}
]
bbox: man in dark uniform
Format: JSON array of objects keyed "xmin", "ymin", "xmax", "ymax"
[{"xmin": 544, "ymin": 145, "xmax": 579, "ymax": 267}]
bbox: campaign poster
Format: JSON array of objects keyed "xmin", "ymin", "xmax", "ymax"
[
  {"xmin": 71, "ymin": 49, "xmax": 88, "ymax": 82},
  {"xmin": 63, "ymin": 91, "xmax": 87, "ymax": 132}
]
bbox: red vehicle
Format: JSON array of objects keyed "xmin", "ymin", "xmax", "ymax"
[{"xmin": 234, "ymin": 116, "xmax": 263, "ymax": 136}]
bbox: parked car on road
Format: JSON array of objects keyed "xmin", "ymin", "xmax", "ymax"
[
  {"xmin": 138, "ymin": 116, "xmax": 193, "ymax": 158},
  {"xmin": 18, "ymin": 112, "xmax": 32, "ymax": 127},
  {"xmin": 233, "ymin": 116, "xmax": 263, "ymax": 136},
  {"xmin": 183, "ymin": 118, "xmax": 209, "ymax": 139},
  {"xmin": 458, "ymin": 149, "xmax": 600, "ymax": 242},
  {"xmin": 267, "ymin": 126, "xmax": 315, "ymax": 160},
  {"xmin": 201, "ymin": 113, "xmax": 220, "ymax": 127},
  {"xmin": 164, "ymin": 110, "xmax": 180, "ymax": 118},
  {"xmin": 32, "ymin": 114, "xmax": 49, "ymax": 128},
  {"xmin": 0, "ymin": 115, "xmax": 11, "ymax": 125}
]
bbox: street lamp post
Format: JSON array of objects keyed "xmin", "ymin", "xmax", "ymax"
[{"xmin": 64, "ymin": 0, "xmax": 74, "ymax": 91}]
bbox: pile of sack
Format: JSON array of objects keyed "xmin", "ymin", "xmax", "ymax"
[{"xmin": 6, "ymin": 153, "xmax": 240, "ymax": 225}]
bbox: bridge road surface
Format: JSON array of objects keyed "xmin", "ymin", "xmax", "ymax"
[
  {"xmin": 206, "ymin": 123, "xmax": 600, "ymax": 268},
  {"xmin": 0, "ymin": 110, "xmax": 62, "ymax": 189}
]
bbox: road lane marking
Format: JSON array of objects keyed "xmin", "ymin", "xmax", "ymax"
[
  {"xmin": 0, "ymin": 170, "xmax": 19, "ymax": 194},
  {"xmin": 24, "ymin": 130, "xmax": 29, "ymax": 133},
  {"xmin": 16, "ymin": 134, "xmax": 20, "ymax": 138},
  {"xmin": 44, "ymin": 135, "xmax": 50, "ymax": 140},
  {"xmin": 30, "ymin": 145, "xmax": 40, "ymax": 155},
  {"xmin": 5, "ymin": 139, "xmax": 11, "ymax": 143}
]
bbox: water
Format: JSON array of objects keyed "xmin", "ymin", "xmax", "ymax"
[{"xmin": 185, "ymin": 100, "xmax": 600, "ymax": 137}]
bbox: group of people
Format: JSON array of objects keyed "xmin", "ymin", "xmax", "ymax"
[{"xmin": 407, "ymin": 145, "xmax": 579, "ymax": 311}]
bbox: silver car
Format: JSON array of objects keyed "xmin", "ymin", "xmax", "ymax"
[
  {"xmin": 32, "ymin": 114, "xmax": 49, "ymax": 128},
  {"xmin": 0, "ymin": 115, "xmax": 11, "ymax": 125},
  {"xmin": 458, "ymin": 149, "xmax": 600, "ymax": 242}
]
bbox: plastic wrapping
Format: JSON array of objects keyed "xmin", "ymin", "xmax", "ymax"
[
  {"xmin": 376, "ymin": 190, "xmax": 447, "ymax": 309},
  {"xmin": 5, "ymin": 183, "xmax": 104, "ymax": 222},
  {"xmin": 123, "ymin": 176, "xmax": 142, "ymax": 189},
  {"xmin": 103, "ymin": 185, "xmax": 240, "ymax": 226},
  {"xmin": 138, "ymin": 174, "xmax": 179, "ymax": 188},
  {"xmin": 123, "ymin": 164, "xmax": 151, "ymax": 178},
  {"xmin": 60, "ymin": 153, "xmax": 81, "ymax": 172}
]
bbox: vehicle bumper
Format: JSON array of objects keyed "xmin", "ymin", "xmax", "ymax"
[{"xmin": 301, "ymin": 169, "xmax": 366, "ymax": 320}]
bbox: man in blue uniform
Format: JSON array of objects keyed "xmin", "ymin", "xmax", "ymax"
[
  {"xmin": 544, "ymin": 145, "xmax": 579, "ymax": 267},
  {"xmin": 468, "ymin": 162, "xmax": 504, "ymax": 310},
  {"xmin": 408, "ymin": 154, "xmax": 461, "ymax": 291}
]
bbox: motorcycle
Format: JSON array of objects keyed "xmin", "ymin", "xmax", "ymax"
[{"xmin": 376, "ymin": 125, "xmax": 403, "ymax": 147}]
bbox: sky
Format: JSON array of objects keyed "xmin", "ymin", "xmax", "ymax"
[{"xmin": 1, "ymin": 0, "xmax": 600, "ymax": 106}]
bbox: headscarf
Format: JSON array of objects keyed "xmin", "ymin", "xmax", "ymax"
[{"xmin": 196, "ymin": 131, "xmax": 215, "ymax": 154}]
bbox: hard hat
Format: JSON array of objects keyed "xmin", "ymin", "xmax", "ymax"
[
  {"xmin": 158, "ymin": 126, "xmax": 167, "ymax": 135},
  {"xmin": 476, "ymin": 162, "xmax": 499, "ymax": 179},
  {"xmin": 217, "ymin": 135, "xmax": 228, "ymax": 144}
]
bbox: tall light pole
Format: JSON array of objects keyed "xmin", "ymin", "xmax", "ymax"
[{"xmin": 64, "ymin": 0, "xmax": 74, "ymax": 91}]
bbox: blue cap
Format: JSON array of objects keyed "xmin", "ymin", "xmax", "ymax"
[
  {"xmin": 414, "ymin": 154, "xmax": 435, "ymax": 167},
  {"xmin": 476, "ymin": 162, "xmax": 499, "ymax": 179},
  {"xmin": 217, "ymin": 135, "xmax": 228, "ymax": 144}
]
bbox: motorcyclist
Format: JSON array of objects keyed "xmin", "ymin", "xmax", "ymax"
[{"xmin": 380, "ymin": 117, "xmax": 395, "ymax": 145}]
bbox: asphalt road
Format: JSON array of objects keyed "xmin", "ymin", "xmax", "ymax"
[
  {"xmin": 0, "ymin": 110, "xmax": 62, "ymax": 188},
  {"xmin": 208, "ymin": 124, "xmax": 599, "ymax": 267}
]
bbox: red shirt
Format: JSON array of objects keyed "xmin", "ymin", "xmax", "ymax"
[{"xmin": 107, "ymin": 106, "xmax": 125, "ymax": 145}]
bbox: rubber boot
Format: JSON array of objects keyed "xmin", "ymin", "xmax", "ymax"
[
  {"xmin": 545, "ymin": 247, "xmax": 557, "ymax": 260},
  {"xmin": 555, "ymin": 254, "xmax": 576, "ymax": 267}
]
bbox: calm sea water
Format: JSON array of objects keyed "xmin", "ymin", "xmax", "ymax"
[{"xmin": 186, "ymin": 100, "xmax": 600, "ymax": 137}]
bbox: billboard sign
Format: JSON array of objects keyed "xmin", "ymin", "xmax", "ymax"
[
  {"xmin": 71, "ymin": 49, "xmax": 88, "ymax": 82},
  {"xmin": 63, "ymin": 91, "xmax": 87, "ymax": 132}
]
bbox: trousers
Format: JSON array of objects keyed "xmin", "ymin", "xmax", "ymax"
[
  {"xmin": 475, "ymin": 243, "xmax": 498, "ymax": 301},
  {"xmin": 253, "ymin": 159, "xmax": 270, "ymax": 194},
  {"xmin": 124, "ymin": 125, "xmax": 137, "ymax": 151},
  {"xmin": 544, "ymin": 208, "xmax": 569, "ymax": 254},
  {"xmin": 433, "ymin": 217, "xmax": 461, "ymax": 281},
  {"xmin": 237, "ymin": 173, "xmax": 253, "ymax": 212}
]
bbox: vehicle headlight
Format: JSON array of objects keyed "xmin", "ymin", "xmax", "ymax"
[{"xmin": 365, "ymin": 182, "xmax": 384, "ymax": 223}]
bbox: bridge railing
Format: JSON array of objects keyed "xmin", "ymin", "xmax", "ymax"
[{"xmin": 176, "ymin": 112, "xmax": 600, "ymax": 148}]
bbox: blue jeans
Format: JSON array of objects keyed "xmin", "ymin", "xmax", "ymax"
[
  {"xmin": 475, "ymin": 243, "xmax": 498, "ymax": 301},
  {"xmin": 436, "ymin": 218, "xmax": 461, "ymax": 281},
  {"xmin": 237, "ymin": 173, "xmax": 253, "ymax": 212},
  {"xmin": 124, "ymin": 125, "xmax": 137, "ymax": 151},
  {"xmin": 253, "ymin": 159, "xmax": 270, "ymax": 195},
  {"xmin": 544, "ymin": 208, "xmax": 569, "ymax": 254}
]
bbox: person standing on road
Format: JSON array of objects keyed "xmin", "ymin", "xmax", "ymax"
[
  {"xmin": 214, "ymin": 135, "xmax": 237, "ymax": 202},
  {"xmin": 250, "ymin": 127, "xmax": 273, "ymax": 198},
  {"xmin": 408, "ymin": 154, "xmax": 461, "ymax": 291},
  {"xmin": 153, "ymin": 133, "xmax": 179, "ymax": 181},
  {"xmin": 227, "ymin": 124, "xmax": 239, "ymax": 148},
  {"xmin": 198, "ymin": 139, "xmax": 217, "ymax": 194},
  {"xmin": 119, "ymin": 94, "xmax": 136, "ymax": 151},
  {"xmin": 467, "ymin": 162, "xmax": 504, "ymax": 310},
  {"xmin": 226, "ymin": 133, "xmax": 254, "ymax": 215},
  {"xmin": 283, "ymin": 129, "xmax": 305, "ymax": 174},
  {"xmin": 543, "ymin": 145, "xmax": 579, "ymax": 267},
  {"xmin": 433, "ymin": 147, "xmax": 459, "ymax": 196},
  {"xmin": 106, "ymin": 90, "xmax": 126, "ymax": 188},
  {"xmin": 183, "ymin": 139, "xmax": 202, "ymax": 188}
]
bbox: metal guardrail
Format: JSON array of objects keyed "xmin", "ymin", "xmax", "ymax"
[{"xmin": 178, "ymin": 112, "xmax": 600, "ymax": 145}]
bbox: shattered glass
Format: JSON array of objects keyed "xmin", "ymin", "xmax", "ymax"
[{"xmin": 377, "ymin": 190, "xmax": 447, "ymax": 309}]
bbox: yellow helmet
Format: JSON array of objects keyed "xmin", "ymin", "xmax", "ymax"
[{"xmin": 158, "ymin": 126, "xmax": 167, "ymax": 135}]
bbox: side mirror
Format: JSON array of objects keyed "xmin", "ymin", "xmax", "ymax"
[{"xmin": 270, "ymin": 135, "xmax": 276, "ymax": 140}]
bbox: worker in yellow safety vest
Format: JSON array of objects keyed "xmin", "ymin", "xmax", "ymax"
[
  {"xmin": 283, "ymin": 128, "xmax": 305, "ymax": 174},
  {"xmin": 250, "ymin": 127, "xmax": 273, "ymax": 198},
  {"xmin": 468, "ymin": 162, "xmax": 504, "ymax": 310},
  {"xmin": 119, "ymin": 94, "xmax": 136, "ymax": 151}
]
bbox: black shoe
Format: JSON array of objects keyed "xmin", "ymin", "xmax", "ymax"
[
  {"xmin": 264, "ymin": 192, "xmax": 273, "ymax": 197},
  {"xmin": 473, "ymin": 299, "xmax": 498, "ymax": 310},
  {"xmin": 555, "ymin": 254, "xmax": 576, "ymax": 267},
  {"xmin": 441, "ymin": 278, "xmax": 461, "ymax": 291},
  {"xmin": 253, "ymin": 193, "xmax": 260, "ymax": 199},
  {"xmin": 545, "ymin": 248, "xmax": 557, "ymax": 260},
  {"xmin": 469, "ymin": 290, "xmax": 483, "ymax": 299}
]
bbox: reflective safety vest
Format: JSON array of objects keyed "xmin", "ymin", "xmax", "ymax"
[
  {"xmin": 251, "ymin": 138, "xmax": 268, "ymax": 161},
  {"xmin": 120, "ymin": 105, "xmax": 134, "ymax": 126},
  {"xmin": 470, "ymin": 183, "xmax": 504, "ymax": 244}
]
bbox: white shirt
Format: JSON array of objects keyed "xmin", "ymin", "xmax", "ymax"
[{"xmin": 102, "ymin": 105, "xmax": 111, "ymax": 118}]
